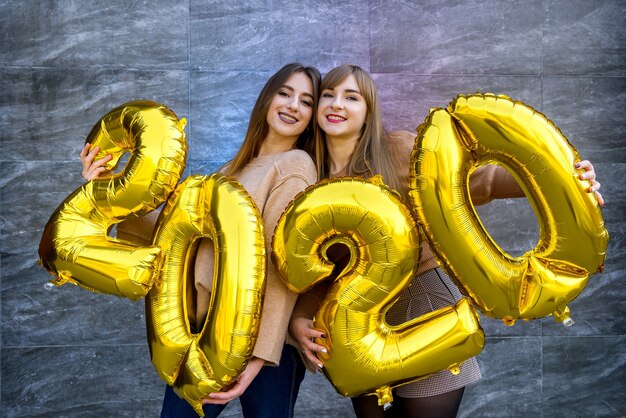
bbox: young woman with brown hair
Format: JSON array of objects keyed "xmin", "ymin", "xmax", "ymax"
[{"xmin": 83, "ymin": 62, "xmax": 321, "ymax": 418}]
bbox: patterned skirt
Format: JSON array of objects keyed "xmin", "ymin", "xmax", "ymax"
[{"xmin": 386, "ymin": 267, "xmax": 482, "ymax": 398}]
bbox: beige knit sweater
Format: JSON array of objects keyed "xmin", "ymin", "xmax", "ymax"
[{"xmin": 119, "ymin": 149, "xmax": 317, "ymax": 366}]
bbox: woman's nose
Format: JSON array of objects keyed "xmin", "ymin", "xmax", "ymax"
[
  {"xmin": 287, "ymin": 97, "xmax": 299, "ymax": 110},
  {"xmin": 331, "ymin": 97, "xmax": 343, "ymax": 109}
]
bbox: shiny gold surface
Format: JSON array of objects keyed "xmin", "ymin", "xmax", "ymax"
[
  {"xmin": 146, "ymin": 174, "xmax": 266, "ymax": 415},
  {"xmin": 274, "ymin": 177, "xmax": 484, "ymax": 403},
  {"xmin": 38, "ymin": 100, "xmax": 187, "ymax": 299},
  {"xmin": 409, "ymin": 93, "xmax": 609, "ymax": 324}
]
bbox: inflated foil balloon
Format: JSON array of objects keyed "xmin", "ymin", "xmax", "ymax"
[
  {"xmin": 409, "ymin": 93, "xmax": 609, "ymax": 325},
  {"xmin": 146, "ymin": 174, "xmax": 266, "ymax": 416},
  {"xmin": 38, "ymin": 100, "xmax": 188, "ymax": 299},
  {"xmin": 273, "ymin": 177, "xmax": 484, "ymax": 405}
]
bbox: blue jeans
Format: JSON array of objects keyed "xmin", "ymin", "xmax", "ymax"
[{"xmin": 160, "ymin": 344, "xmax": 306, "ymax": 418}]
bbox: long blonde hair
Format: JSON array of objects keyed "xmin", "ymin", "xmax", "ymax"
[
  {"xmin": 224, "ymin": 63, "xmax": 321, "ymax": 176},
  {"xmin": 313, "ymin": 65, "xmax": 402, "ymax": 193}
]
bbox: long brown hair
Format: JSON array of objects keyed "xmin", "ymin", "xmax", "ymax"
[
  {"xmin": 224, "ymin": 63, "xmax": 321, "ymax": 176},
  {"xmin": 313, "ymin": 64, "xmax": 402, "ymax": 193}
]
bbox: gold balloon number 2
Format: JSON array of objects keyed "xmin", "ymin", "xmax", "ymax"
[
  {"xmin": 39, "ymin": 101, "xmax": 187, "ymax": 299},
  {"xmin": 272, "ymin": 177, "xmax": 485, "ymax": 404}
]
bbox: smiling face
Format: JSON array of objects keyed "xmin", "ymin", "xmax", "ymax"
[
  {"xmin": 265, "ymin": 71, "xmax": 314, "ymax": 144},
  {"xmin": 317, "ymin": 74, "xmax": 368, "ymax": 143}
]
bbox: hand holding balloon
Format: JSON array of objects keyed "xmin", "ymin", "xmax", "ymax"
[
  {"xmin": 79, "ymin": 143, "xmax": 112, "ymax": 181},
  {"xmin": 576, "ymin": 160, "xmax": 604, "ymax": 205},
  {"xmin": 202, "ymin": 357, "xmax": 266, "ymax": 405},
  {"xmin": 290, "ymin": 315, "xmax": 326, "ymax": 371}
]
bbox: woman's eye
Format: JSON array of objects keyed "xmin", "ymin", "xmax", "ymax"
[
  {"xmin": 278, "ymin": 91, "xmax": 290, "ymax": 97},
  {"xmin": 322, "ymin": 92, "xmax": 334, "ymax": 98},
  {"xmin": 347, "ymin": 96, "xmax": 358, "ymax": 101},
  {"xmin": 301, "ymin": 100, "xmax": 312, "ymax": 107}
]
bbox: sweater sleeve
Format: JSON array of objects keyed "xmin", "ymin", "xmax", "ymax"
[
  {"xmin": 385, "ymin": 131, "xmax": 417, "ymax": 197},
  {"xmin": 291, "ymin": 281, "xmax": 331, "ymax": 321},
  {"xmin": 385, "ymin": 131, "xmax": 525, "ymax": 205},
  {"xmin": 252, "ymin": 158, "xmax": 317, "ymax": 365},
  {"xmin": 116, "ymin": 210, "xmax": 160, "ymax": 244},
  {"xmin": 194, "ymin": 238, "xmax": 214, "ymax": 328},
  {"xmin": 469, "ymin": 165, "xmax": 525, "ymax": 205}
]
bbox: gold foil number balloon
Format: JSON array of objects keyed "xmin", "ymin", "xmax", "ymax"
[
  {"xmin": 38, "ymin": 100, "xmax": 187, "ymax": 299},
  {"xmin": 146, "ymin": 174, "xmax": 266, "ymax": 416},
  {"xmin": 273, "ymin": 177, "xmax": 485, "ymax": 404},
  {"xmin": 409, "ymin": 93, "xmax": 609, "ymax": 325}
]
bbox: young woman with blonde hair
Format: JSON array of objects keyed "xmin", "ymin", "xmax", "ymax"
[{"xmin": 289, "ymin": 64, "xmax": 603, "ymax": 418}]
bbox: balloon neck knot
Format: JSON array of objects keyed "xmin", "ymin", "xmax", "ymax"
[
  {"xmin": 370, "ymin": 175, "xmax": 385, "ymax": 187},
  {"xmin": 375, "ymin": 386, "xmax": 393, "ymax": 406},
  {"xmin": 554, "ymin": 306, "xmax": 574, "ymax": 326},
  {"xmin": 502, "ymin": 316, "xmax": 516, "ymax": 326},
  {"xmin": 52, "ymin": 271, "xmax": 76, "ymax": 287},
  {"xmin": 448, "ymin": 364, "xmax": 461, "ymax": 375}
]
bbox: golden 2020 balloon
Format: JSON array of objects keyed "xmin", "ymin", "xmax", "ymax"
[
  {"xmin": 273, "ymin": 177, "xmax": 484, "ymax": 405},
  {"xmin": 38, "ymin": 100, "xmax": 188, "ymax": 299},
  {"xmin": 146, "ymin": 173, "xmax": 266, "ymax": 416},
  {"xmin": 409, "ymin": 93, "xmax": 609, "ymax": 325}
]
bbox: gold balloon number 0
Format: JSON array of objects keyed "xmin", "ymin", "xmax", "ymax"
[
  {"xmin": 147, "ymin": 174, "xmax": 266, "ymax": 416},
  {"xmin": 410, "ymin": 94, "xmax": 608, "ymax": 325},
  {"xmin": 38, "ymin": 101, "xmax": 267, "ymax": 416}
]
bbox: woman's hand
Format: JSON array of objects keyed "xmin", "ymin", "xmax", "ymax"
[
  {"xmin": 80, "ymin": 143, "xmax": 112, "ymax": 181},
  {"xmin": 576, "ymin": 160, "xmax": 604, "ymax": 206},
  {"xmin": 290, "ymin": 316, "xmax": 327, "ymax": 372},
  {"xmin": 201, "ymin": 357, "xmax": 265, "ymax": 405}
]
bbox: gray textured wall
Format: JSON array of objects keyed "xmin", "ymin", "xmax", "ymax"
[{"xmin": 1, "ymin": 1, "xmax": 624, "ymax": 417}]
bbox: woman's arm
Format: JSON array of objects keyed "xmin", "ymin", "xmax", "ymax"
[
  {"xmin": 469, "ymin": 160, "xmax": 604, "ymax": 206},
  {"xmin": 468, "ymin": 165, "xmax": 524, "ymax": 205},
  {"xmin": 387, "ymin": 130, "xmax": 604, "ymax": 206}
]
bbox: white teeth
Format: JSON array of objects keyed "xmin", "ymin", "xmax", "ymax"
[
  {"xmin": 279, "ymin": 113, "xmax": 297, "ymax": 123},
  {"xmin": 327, "ymin": 115, "xmax": 345, "ymax": 122}
]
